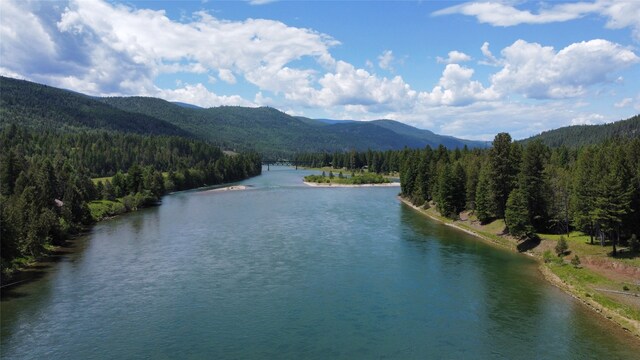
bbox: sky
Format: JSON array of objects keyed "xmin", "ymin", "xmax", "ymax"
[{"xmin": 1, "ymin": 0, "xmax": 639, "ymax": 140}]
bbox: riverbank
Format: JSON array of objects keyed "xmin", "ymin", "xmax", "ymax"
[
  {"xmin": 399, "ymin": 196, "xmax": 640, "ymax": 339},
  {"xmin": 1, "ymin": 181, "xmax": 253, "ymax": 290},
  {"xmin": 304, "ymin": 181, "xmax": 400, "ymax": 187}
]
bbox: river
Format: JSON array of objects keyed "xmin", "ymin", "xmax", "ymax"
[{"xmin": 1, "ymin": 166, "xmax": 639, "ymax": 359}]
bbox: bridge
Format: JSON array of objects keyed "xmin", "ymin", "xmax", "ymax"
[{"xmin": 262, "ymin": 159, "xmax": 299, "ymax": 170}]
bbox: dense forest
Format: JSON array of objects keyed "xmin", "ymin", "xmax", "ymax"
[
  {"xmin": 523, "ymin": 114, "xmax": 640, "ymax": 148},
  {"xmin": 401, "ymin": 134, "xmax": 640, "ymax": 256},
  {"xmin": 0, "ymin": 125, "xmax": 261, "ymax": 278},
  {"xmin": 0, "ymin": 76, "xmax": 488, "ymax": 159},
  {"xmin": 297, "ymin": 134, "xmax": 640, "ymax": 257}
]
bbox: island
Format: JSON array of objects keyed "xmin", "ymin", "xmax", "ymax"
[{"xmin": 303, "ymin": 171, "xmax": 400, "ymax": 187}]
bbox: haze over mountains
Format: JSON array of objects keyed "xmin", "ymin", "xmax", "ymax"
[{"xmin": 1, "ymin": 76, "xmax": 639, "ymax": 157}]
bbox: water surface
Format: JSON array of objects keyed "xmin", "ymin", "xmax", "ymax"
[{"xmin": 2, "ymin": 166, "xmax": 639, "ymax": 359}]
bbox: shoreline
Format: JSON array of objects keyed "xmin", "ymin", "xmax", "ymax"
[
  {"xmin": 398, "ymin": 196, "xmax": 640, "ymax": 340},
  {"xmin": 1, "ymin": 180, "xmax": 255, "ymax": 291},
  {"xmin": 303, "ymin": 181, "xmax": 400, "ymax": 188}
]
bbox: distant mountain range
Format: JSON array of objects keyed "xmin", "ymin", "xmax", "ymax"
[
  {"xmin": 2, "ymin": 76, "xmax": 638, "ymax": 157},
  {"xmin": 522, "ymin": 114, "xmax": 640, "ymax": 148},
  {"xmin": 0, "ymin": 76, "xmax": 487, "ymax": 157}
]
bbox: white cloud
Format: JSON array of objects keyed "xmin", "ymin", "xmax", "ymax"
[
  {"xmin": 436, "ymin": 50, "xmax": 472, "ymax": 64},
  {"xmin": 614, "ymin": 97, "xmax": 632, "ymax": 108},
  {"xmin": 45, "ymin": 0, "xmax": 338, "ymax": 100},
  {"xmin": 421, "ymin": 64, "xmax": 498, "ymax": 106},
  {"xmin": 570, "ymin": 113, "xmax": 606, "ymax": 125},
  {"xmin": 479, "ymin": 42, "xmax": 500, "ymax": 66},
  {"xmin": 378, "ymin": 50, "xmax": 394, "ymax": 71},
  {"xmin": 490, "ymin": 39, "xmax": 639, "ymax": 99},
  {"xmin": 156, "ymin": 83, "xmax": 255, "ymax": 108},
  {"xmin": 433, "ymin": 1, "xmax": 640, "ymax": 41},
  {"xmin": 218, "ymin": 69, "xmax": 237, "ymax": 84}
]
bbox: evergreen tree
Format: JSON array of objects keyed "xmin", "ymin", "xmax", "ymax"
[
  {"xmin": 519, "ymin": 140, "xmax": 550, "ymax": 231},
  {"xmin": 475, "ymin": 162, "xmax": 495, "ymax": 224},
  {"xmin": 489, "ymin": 133, "xmax": 519, "ymax": 218},
  {"xmin": 505, "ymin": 185, "xmax": 534, "ymax": 239}
]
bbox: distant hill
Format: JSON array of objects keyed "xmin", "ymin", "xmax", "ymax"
[
  {"xmin": 102, "ymin": 97, "xmax": 488, "ymax": 157},
  {"xmin": 0, "ymin": 76, "xmax": 191, "ymax": 137},
  {"xmin": 522, "ymin": 115, "xmax": 640, "ymax": 147},
  {"xmin": 0, "ymin": 77, "xmax": 488, "ymax": 157}
]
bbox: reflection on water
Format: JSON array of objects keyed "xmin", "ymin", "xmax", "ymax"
[{"xmin": 2, "ymin": 166, "xmax": 639, "ymax": 359}]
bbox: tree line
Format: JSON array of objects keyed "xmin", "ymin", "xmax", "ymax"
[
  {"xmin": 0, "ymin": 125, "xmax": 261, "ymax": 277},
  {"xmin": 400, "ymin": 133, "xmax": 639, "ymax": 256}
]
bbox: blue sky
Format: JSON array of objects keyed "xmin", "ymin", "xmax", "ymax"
[{"xmin": 1, "ymin": 0, "xmax": 639, "ymax": 140}]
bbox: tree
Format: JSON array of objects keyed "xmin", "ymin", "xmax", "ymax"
[
  {"xmin": 555, "ymin": 236, "xmax": 568, "ymax": 257},
  {"xmin": 571, "ymin": 255, "xmax": 581, "ymax": 268},
  {"xmin": 519, "ymin": 140, "xmax": 550, "ymax": 231},
  {"xmin": 475, "ymin": 162, "xmax": 495, "ymax": 224},
  {"xmin": 505, "ymin": 185, "xmax": 534, "ymax": 239},
  {"xmin": 489, "ymin": 133, "xmax": 519, "ymax": 218}
]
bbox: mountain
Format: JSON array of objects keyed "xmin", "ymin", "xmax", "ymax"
[
  {"xmin": 101, "ymin": 97, "xmax": 488, "ymax": 156},
  {"xmin": 522, "ymin": 114, "xmax": 640, "ymax": 147},
  {"xmin": 0, "ymin": 76, "xmax": 191, "ymax": 137},
  {"xmin": 0, "ymin": 77, "xmax": 488, "ymax": 157}
]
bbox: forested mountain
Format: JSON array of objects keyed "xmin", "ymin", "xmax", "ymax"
[
  {"xmin": 522, "ymin": 114, "xmax": 640, "ymax": 147},
  {"xmin": 0, "ymin": 77, "xmax": 191, "ymax": 137},
  {"xmin": 0, "ymin": 76, "xmax": 487, "ymax": 157},
  {"xmin": 102, "ymin": 97, "xmax": 488, "ymax": 157}
]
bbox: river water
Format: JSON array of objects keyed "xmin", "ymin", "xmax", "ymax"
[{"xmin": 2, "ymin": 166, "xmax": 639, "ymax": 359}]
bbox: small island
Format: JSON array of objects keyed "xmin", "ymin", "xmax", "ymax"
[{"xmin": 304, "ymin": 171, "xmax": 400, "ymax": 187}]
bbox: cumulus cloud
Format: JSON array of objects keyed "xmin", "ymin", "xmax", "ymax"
[
  {"xmin": 490, "ymin": 39, "xmax": 639, "ymax": 99},
  {"xmin": 436, "ymin": 50, "xmax": 472, "ymax": 64},
  {"xmin": 377, "ymin": 50, "xmax": 395, "ymax": 71},
  {"xmin": 218, "ymin": 69, "xmax": 237, "ymax": 84},
  {"xmin": 433, "ymin": 0, "xmax": 640, "ymax": 41},
  {"xmin": 570, "ymin": 113, "xmax": 606, "ymax": 125},
  {"xmin": 479, "ymin": 42, "xmax": 500, "ymax": 66},
  {"xmin": 421, "ymin": 64, "xmax": 498, "ymax": 106}
]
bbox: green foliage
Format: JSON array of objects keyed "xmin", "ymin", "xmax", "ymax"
[
  {"xmin": 0, "ymin": 125, "xmax": 261, "ymax": 279},
  {"xmin": 522, "ymin": 114, "xmax": 640, "ymax": 148},
  {"xmin": 475, "ymin": 162, "xmax": 495, "ymax": 224},
  {"xmin": 571, "ymin": 255, "xmax": 581, "ymax": 268},
  {"xmin": 556, "ymin": 236, "xmax": 569, "ymax": 257},
  {"xmin": 543, "ymin": 250, "xmax": 555, "ymax": 263},
  {"xmin": 505, "ymin": 186, "xmax": 535, "ymax": 239}
]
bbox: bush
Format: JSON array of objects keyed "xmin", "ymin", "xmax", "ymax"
[
  {"xmin": 555, "ymin": 236, "xmax": 568, "ymax": 257},
  {"xmin": 543, "ymin": 250, "xmax": 554, "ymax": 263},
  {"xmin": 623, "ymin": 285, "xmax": 630, "ymax": 291},
  {"xmin": 570, "ymin": 255, "xmax": 581, "ymax": 268}
]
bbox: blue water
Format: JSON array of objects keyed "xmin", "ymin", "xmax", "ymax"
[{"xmin": 2, "ymin": 166, "xmax": 638, "ymax": 359}]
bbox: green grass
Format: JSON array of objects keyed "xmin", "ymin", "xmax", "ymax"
[
  {"xmin": 539, "ymin": 231, "xmax": 640, "ymax": 267},
  {"xmin": 88, "ymin": 199, "xmax": 127, "ymax": 221},
  {"xmin": 547, "ymin": 262, "xmax": 640, "ymax": 322},
  {"xmin": 304, "ymin": 172, "xmax": 390, "ymax": 185}
]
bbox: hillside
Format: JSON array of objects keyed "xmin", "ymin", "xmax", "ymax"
[
  {"xmin": 522, "ymin": 114, "xmax": 640, "ymax": 147},
  {"xmin": 102, "ymin": 97, "xmax": 487, "ymax": 157},
  {"xmin": 0, "ymin": 77, "xmax": 191, "ymax": 137},
  {"xmin": 0, "ymin": 77, "xmax": 488, "ymax": 157}
]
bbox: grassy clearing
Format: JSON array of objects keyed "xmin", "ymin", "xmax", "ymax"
[
  {"xmin": 546, "ymin": 262, "xmax": 640, "ymax": 322},
  {"xmin": 539, "ymin": 232, "xmax": 640, "ymax": 267},
  {"xmin": 88, "ymin": 199, "xmax": 127, "ymax": 221}
]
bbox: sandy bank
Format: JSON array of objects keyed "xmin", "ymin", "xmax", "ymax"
[
  {"xmin": 304, "ymin": 182, "xmax": 400, "ymax": 188},
  {"xmin": 206, "ymin": 185, "xmax": 248, "ymax": 192}
]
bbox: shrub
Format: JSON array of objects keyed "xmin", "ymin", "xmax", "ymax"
[
  {"xmin": 543, "ymin": 250, "xmax": 554, "ymax": 263},
  {"xmin": 623, "ymin": 285, "xmax": 630, "ymax": 291},
  {"xmin": 570, "ymin": 255, "xmax": 581, "ymax": 268},
  {"xmin": 555, "ymin": 236, "xmax": 568, "ymax": 257}
]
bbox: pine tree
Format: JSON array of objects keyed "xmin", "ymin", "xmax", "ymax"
[
  {"xmin": 519, "ymin": 140, "xmax": 550, "ymax": 231},
  {"xmin": 475, "ymin": 162, "xmax": 495, "ymax": 224},
  {"xmin": 489, "ymin": 133, "xmax": 519, "ymax": 218},
  {"xmin": 505, "ymin": 185, "xmax": 534, "ymax": 239}
]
